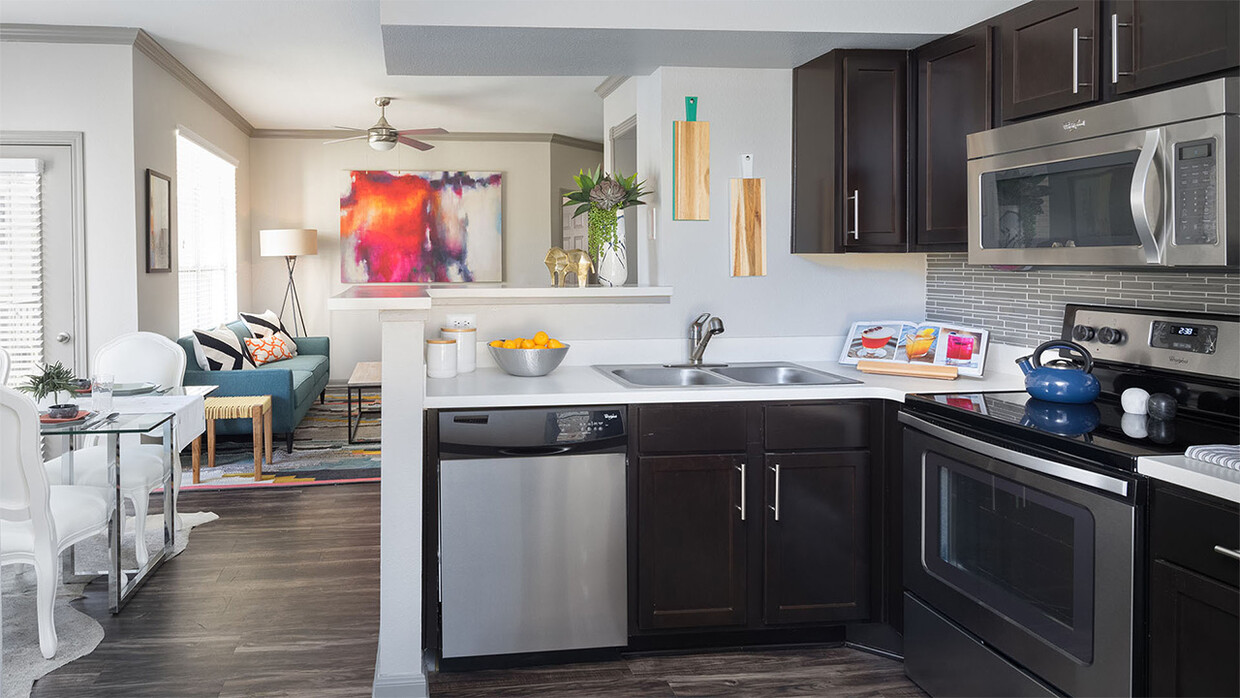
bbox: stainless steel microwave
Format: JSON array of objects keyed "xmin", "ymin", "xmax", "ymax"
[{"xmin": 967, "ymin": 77, "xmax": 1237, "ymax": 268}]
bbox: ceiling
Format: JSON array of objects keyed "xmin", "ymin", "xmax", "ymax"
[{"xmin": 0, "ymin": 0, "xmax": 1025, "ymax": 142}]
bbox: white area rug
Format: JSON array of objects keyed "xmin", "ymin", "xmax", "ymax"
[{"xmin": 1, "ymin": 511, "xmax": 217, "ymax": 698}]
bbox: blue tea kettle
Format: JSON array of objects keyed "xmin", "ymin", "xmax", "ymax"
[{"xmin": 1015, "ymin": 340, "xmax": 1101, "ymax": 404}]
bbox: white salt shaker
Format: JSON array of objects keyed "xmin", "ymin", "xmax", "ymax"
[
  {"xmin": 441, "ymin": 327, "xmax": 477, "ymax": 373},
  {"xmin": 426, "ymin": 339, "xmax": 457, "ymax": 378}
]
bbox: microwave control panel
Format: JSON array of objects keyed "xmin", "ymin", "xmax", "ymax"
[{"xmin": 1173, "ymin": 138, "xmax": 1217, "ymax": 246}]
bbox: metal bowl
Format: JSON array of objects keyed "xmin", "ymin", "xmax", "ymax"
[{"xmin": 488, "ymin": 344, "xmax": 570, "ymax": 377}]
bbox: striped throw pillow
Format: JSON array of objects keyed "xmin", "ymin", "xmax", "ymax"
[
  {"xmin": 239, "ymin": 310, "xmax": 298, "ymax": 355},
  {"xmin": 191, "ymin": 326, "xmax": 256, "ymax": 371},
  {"xmin": 245, "ymin": 335, "xmax": 294, "ymax": 365}
]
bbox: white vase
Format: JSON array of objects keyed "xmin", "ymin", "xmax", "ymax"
[{"xmin": 597, "ymin": 238, "xmax": 628, "ymax": 287}]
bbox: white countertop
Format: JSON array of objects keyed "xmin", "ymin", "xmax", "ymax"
[
  {"xmin": 1138, "ymin": 454, "xmax": 1240, "ymax": 504},
  {"xmin": 424, "ymin": 360, "xmax": 1029, "ymax": 409}
]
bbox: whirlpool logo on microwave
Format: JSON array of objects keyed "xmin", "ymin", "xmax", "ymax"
[{"xmin": 1062, "ymin": 119, "xmax": 1087, "ymax": 131}]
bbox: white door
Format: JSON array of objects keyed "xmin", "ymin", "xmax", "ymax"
[{"xmin": 0, "ymin": 143, "xmax": 83, "ymax": 387}]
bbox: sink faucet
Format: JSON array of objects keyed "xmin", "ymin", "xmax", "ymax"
[{"xmin": 688, "ymin": 313, "xmax": 725, "ymax": 366}]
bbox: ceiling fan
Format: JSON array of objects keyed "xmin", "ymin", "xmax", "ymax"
[{"xmin": 324, "ymin": 97, "xmax": 448, "ymax": 152}]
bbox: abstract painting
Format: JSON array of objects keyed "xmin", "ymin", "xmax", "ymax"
[{"xmin": 340, "ymin": 170, "xmax": 502, "ymax": 283}]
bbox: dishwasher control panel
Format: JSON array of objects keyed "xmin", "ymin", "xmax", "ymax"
[{"xmin": 439, "ymin": 406, "xmax": 626, "ymax": 454}]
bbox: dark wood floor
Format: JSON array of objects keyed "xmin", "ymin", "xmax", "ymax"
[{"xmin": 31, "ymin": 482, "xmax": 922, "ymax": 697}]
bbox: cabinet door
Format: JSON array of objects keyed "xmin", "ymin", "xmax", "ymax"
[
  {"xmin": 792, "ymin": 52, "xmax": 843, "ymax": 254},
  {"xmin": 637, "ymin": 454, "xmax": 747, "ymax": 630},
  {"xmin": 915, "ymin": 26, "xmax": 993, "ymax": 249},
  {"xmin": 842, "ymin": 52, "xmax": 907, "ymax": 249},
  {"xmin": 1149, "ymin": 560, "xmax": 1240, "ymax": 697},
  {"xmin": 1111, "ymin": 0, "xmax": 1239, "ymax": 95},
  {"xmin": 764, "ymin": 452, "xmax": 870, "ymax": 625},
  {"xmin": 1000, "ymin": 0, "xmax": 1098, "ymax": 121}
]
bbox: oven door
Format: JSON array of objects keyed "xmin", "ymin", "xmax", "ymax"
[
  {"xmin": 901, "ymin": 414, "xmax": 1136, "ymax": 698},
  {"xmin": 969, "ymin": 127, "xmax": 1166, "ymax": 267}
]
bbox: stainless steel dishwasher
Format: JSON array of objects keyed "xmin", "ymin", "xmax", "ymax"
[{"xmin": 437, "ymin": 406, "xmax": 628, "ymax": 659}]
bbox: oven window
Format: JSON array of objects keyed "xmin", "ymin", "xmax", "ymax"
[
  {"xmin": 980, "ymin": 151, "xmax": 1141, "ymax": 251},
  {"xmin": 925, "ymin": 452, "xmax": 1096, "ymax": 663}
]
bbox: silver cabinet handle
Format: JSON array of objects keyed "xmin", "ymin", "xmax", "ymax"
[
  {"xmin": 770, "ymin": 463, "xmax": 782, "ymax": 521},
  {"xmin": 736, "ymin": 462, "xmax": 746, "ymax": 521},
  {"xmin": 1073, "ymin": 28, "xmax": 1093, "ymax": 94},
  {"xmin": 55, "ymin": 332, "xmax": 72, "ymax": 343},
  {"xmin": 1111, "ymin": 14, "xmax": 1133, "ymax": 83},
  {"xmin": 1130, "ymin": 128, "xmax": 1163, "ymax": 264},
  {"xmin": 1214, "ymin": 545, "xmax": 1240, "ymax": 562},
  {"xmin": 847, "ymin": 190, "xmax": 860, "ymax": 240}
]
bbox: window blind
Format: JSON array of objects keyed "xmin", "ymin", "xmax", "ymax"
[
  {"xmin": 0, "ymin": 158, "xmax": 45, "ymax": 388},
  {"xmin": 176, "ymin": 132, "xmax": 237, "ymax": 337}
]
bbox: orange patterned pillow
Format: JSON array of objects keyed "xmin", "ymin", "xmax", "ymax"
[{"xmin": 245, "ymin": 335, "xmax": 294, "ymax": 365}]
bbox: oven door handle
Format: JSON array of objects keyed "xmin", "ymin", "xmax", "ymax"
[
  {"xmin": 898, "ymin": 412, "xmax": 1131, "ymax": 497},
  {"xmin": 1131, "ymin": 128, "xmax": 1163, "ymax": 264}
]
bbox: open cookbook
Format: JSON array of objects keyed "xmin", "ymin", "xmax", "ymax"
[{"xmin": 838, "ymin": 321, "xmax": 990, "ymax": 377}]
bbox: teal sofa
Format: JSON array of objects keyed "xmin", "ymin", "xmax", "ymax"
[{"xmin": 177, "ymin": 320, "xmax": 330, "ymax": 452}]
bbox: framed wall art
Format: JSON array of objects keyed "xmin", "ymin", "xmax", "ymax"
[{"xmin": 145, "ymin": 169, "xmax": 172, "ymax": 273}]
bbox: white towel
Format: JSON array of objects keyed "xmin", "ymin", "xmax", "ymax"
[
  {"xmin": 1185, "ymin": 445, "xmax": 1240, "ymax": 471},
  {"xmin": 84, "ymin": 393, "xmax": 206, "ymax": 452}
]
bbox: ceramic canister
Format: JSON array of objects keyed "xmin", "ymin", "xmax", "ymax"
[
  {"xmin": 426, "ymin": 339, "xmax": 457, "ymax": 378},
  {"xmin": 440, "ymin": 327, "xmax": 477, "ymax": 373}
]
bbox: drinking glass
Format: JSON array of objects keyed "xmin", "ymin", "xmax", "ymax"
[{"xmin": 92, "ymin": 373, "xmax": 114, "ymax": 414}]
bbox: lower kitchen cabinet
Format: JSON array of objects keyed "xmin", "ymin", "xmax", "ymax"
[
  {"xmin": 637, "ymin": 454, "xmax": 748, "ymax": 630},
  {"xmin": 764, "ymin": 451, "xmax": 870, "ymax": 625}
]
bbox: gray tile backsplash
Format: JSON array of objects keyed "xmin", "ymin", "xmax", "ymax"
[{"xmin": 925, "ymin": 253, "xmax": 1240, "ymax": 347}]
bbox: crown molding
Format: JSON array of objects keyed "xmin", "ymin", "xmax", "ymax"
[
  {"xmin": 594, "ymin": 75, "xmax": 629, "ymax": 99},
  {"xmin": 253, "ymin": 129, "xmax": 602, "ymax": 151},
  {"xmin": 1, "ymin": 23, "xmax": 254, "ymax": 136}
]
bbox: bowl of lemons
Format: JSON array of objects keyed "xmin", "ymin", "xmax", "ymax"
[{"xmin": 487, "ymin": 331, "xmax": 569, "ymax": 377}]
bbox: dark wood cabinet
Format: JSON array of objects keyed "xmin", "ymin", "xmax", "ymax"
[
  {"xmin": 792, "ymin": 50, "xmax": 907, "ymax": 254},
  {"xmin": 1148, "ymin": 483, "xmax": 1240, "ymax": 696},
  {"xmin": 914, "ymin": 26, "xmax": 993, "ymax": 249},
  {"xmin": 763, "ymin": 451, "xmax": 870, "ymax": 625},
  {"xmin": 637, "ymin": 454, "xmax": 748, "ymax": 630},
  {"xmin": 1000, "ymin": 0, "xmax": 1099, "ymax": 121},
  {"xmin": 1110, "ymin": 0, "xmax": 1239, "ymax": 95}
]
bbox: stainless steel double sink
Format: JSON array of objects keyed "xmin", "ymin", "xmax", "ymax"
[{"xmin": 594, "ymin": 362, "xmax": 860, "ymax": 389}]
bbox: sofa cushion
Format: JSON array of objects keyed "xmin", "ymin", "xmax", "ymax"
[
  {"xmin": 240, "ymin": 310, "xmax": 298, "ymax": 355},
  {"xmin": 261, "ymin": 354, "xmax": 328, "ymax": 381},
  {"xmin": 291, "ymin": 370, "xmax": 318, "ymax": 407},
  {"xmin": 192, "ymin": 326, "xmax": 256, "ymax": 371}
]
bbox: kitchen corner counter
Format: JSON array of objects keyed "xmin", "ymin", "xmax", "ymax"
[
  {"xmin": 1139, "ymin": 455, "xmax": 1240, "ymax": 504},
  {"xmin": 424, "ymin": 361, "xmax": 1028, "ymax": 409}
]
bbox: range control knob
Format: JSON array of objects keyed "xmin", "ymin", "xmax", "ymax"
[
  {"xmin": 1098, "ymin": 326, "xmax": 1125, "ymax": 345},
  {"xmin": 1071, "ymin": 324, "xmax": 1096, "ymax": 342}
]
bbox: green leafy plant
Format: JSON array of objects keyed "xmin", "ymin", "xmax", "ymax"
[
  {"xmin": 17, "ymin": 361, "xmax": 79, "ymax": 404},
  {"xmin": 563, "ymin": 166, "xmax": 649, "ymax": 260}
]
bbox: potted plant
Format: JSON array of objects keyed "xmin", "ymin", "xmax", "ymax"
[
  {"xmin": 563, "ymin": 167, "xmax": 649, "ymax": 287},
  {"xmin": 18, "ymin": 361, "xmax": 82, "ymax": 418}
]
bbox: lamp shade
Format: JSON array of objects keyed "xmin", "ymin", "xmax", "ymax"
[{"xmin": 259, "ymin": 228, "xmax": 318, "ymax": 257}]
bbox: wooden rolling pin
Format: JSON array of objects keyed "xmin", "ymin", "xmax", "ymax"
[{"xmin": 856, "ymin": 360, "xmax": 959, "ymax": 380}]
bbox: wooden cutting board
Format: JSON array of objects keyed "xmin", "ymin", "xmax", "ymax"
[
  {"xmin": 673, "ymin": 120, "xmax": 710, "ymax": 220},
  {"xmin": 730, "ymin": 178, "xmax": 766, "ymax": 276},
  {"xmin": 856, "ymin": 360, "xmax": 959, "ymax": 380}
]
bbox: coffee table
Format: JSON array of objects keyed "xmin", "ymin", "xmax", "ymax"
[{"xmin": 347, "ymin": 361, "xmax": 381, "ymax": 444}]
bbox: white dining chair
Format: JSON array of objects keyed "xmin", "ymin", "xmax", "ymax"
[
  {"xmin": 1, "ymin": 386, "xmax": 111, "ymax": 659},
  {"xmin": 43, "ymin": 332, "xmax": 187, "ymax": 565},
  {"xmin": 0, "ymin": 345, "xmax": 10, "ymax": 386}
]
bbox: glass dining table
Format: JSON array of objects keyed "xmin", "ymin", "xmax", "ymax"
[{"xmin": 39, "ymin": 386, "xmax": 213, "ymax": 613}]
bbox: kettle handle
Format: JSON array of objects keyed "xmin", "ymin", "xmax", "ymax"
[{"xmin": 1030, "ymin": 340, "xmax": 1094, "ymax": 373}]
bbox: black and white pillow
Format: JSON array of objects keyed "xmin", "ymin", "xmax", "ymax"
[
  {"xmin": 191, "ymin": 326, "xmax": 256, "ymax": 371},
  {"xmin": 239, "ymin": 310, "xmax": 298, "ymax": 356}
]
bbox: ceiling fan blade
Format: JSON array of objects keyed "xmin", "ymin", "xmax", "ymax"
[
  {"xmin": 324, "ymin": 135, "xmax": 368, "ymax": 145},
  {"xmin": 331, "ymin": 126, "xmax": 367, "ymax": 132},
  {"xmin": 398, "ymin": 136, "xmax": 435, "ymax": 151},
  {"xmin": 397, "ymin": 128, "xmax": 448, "ymax": 136}
]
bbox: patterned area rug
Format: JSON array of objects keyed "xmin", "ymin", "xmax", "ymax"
[{"xmin": 179, "ymin": 387, "xmax": 381, "ymax": 489}]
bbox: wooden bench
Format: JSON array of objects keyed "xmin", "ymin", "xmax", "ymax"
[
  {"xmin": 347, "ymin": 362, "xmax": 381, "ymax": 444},
  {"xmin": 191, "ymin": 395, "xmax": 273, "ymax": 483}
]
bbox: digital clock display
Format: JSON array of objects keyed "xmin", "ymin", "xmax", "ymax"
[
  {"xmin": 1179, "ymin": 143, "xmax": 1212, "ymax": 160},
  {"xmin": 1171, "ymin": 324, "xmax": 1198, "ymax": 336}
]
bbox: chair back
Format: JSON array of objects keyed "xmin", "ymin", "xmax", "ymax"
[
  {"xmin": 0, "ymin": 386, "xmax": 54, "ymax": 541},
  {"xmin": 94, "ymin": 332, "xmax": 186, "ymax": 388},
  {"xmin": 0, "ymin": 345, "xmax": 10, "ymax": 386}
]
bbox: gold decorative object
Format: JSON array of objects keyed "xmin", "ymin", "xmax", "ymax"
[
  {"xmin": 544, "ymin": 247, "xmax": 569, "ymax": 286},
  {"xmin": 563, "ymin": 249, "xmax": 594, "ymax": 288}
]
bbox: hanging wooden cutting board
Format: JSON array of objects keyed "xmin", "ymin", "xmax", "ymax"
[
  {"xmin": 673, "ymin": 120, "xmax": 710, "ymax": 220},
  {"xmin": 730, "ymin": 178, "xmax": 766, "ymax": 276}
]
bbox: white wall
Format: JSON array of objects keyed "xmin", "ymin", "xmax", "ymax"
[
  {"xmin": 132, "ymin": 50, "xmax": 252, "ymax": 339},
  {"xmin": 1, "ymin": 41, "xmax": 139, "ymax": 361}
]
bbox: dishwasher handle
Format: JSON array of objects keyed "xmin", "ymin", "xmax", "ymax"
[{"xmin": 498, "ymin": 445, "xmax": 573, "ymax": 457}]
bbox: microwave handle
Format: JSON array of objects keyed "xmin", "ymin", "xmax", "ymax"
[{"xmin": 1131, "ymin": 129, "xmax": 1162, "ymax": 264}]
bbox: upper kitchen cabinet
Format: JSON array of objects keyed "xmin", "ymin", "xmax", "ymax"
[
  {"xmin": 793, "ymin": 50, "xmax": 908, "ymax": 254},
  {"xmin": 999, "ymin": 0, "xmax": 1100, "ymax": 122},
  {"xmin": 1109, "ymin": 0, "xmax": 1239, "ymax": 95},
  {"xmin": 913, "ymin": 26, "xmax": 994, "ymax": 249}
]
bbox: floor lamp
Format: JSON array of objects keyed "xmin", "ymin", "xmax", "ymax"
[{"xmin": 259, "ymin": 228, "xmax": 318, "ymax": 337}]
